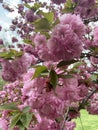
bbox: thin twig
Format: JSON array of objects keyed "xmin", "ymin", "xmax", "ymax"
[
  {"xmin": 67, "ymin": 88, "xmax": 97, "ymax": 122},
  {"xmin": 78, "ymin": 88, "xmax": 97, "ymax": 111},
  {"xmin": 61, "ymin": 107, "xmax": 70, "ymax": 130},
  {"xmin": 83, "ymin": 16, "xmax": 98, "ymax": 24}
]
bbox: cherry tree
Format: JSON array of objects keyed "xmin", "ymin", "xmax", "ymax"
[{"xmin": 0, "ymin": 0, "xmax": 98, "ymax": 130}]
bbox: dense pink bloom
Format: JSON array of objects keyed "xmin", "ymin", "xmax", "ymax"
[
  {"xmin": 93, "ymin": 26, "xmax": 98, "ymax": 46},
  {"xmin": 33, "ymin": 34, "xmax": 54, "ymax": 61},
  {"xmin": 38, "ymin": 46, "xmax": 54, "ymax": 61},
  {"xmin": 22, "ymin": 74, "xmax": 47, "ymax": 108},
  {"xmin": 23, "ymin": 68, "xmax": 35, "ymax": 82},
  {"xmin": 1, "ymin": 80, "xmax": 22, "ymax": 103},
  {"xmin": 84, "ymin": 39, "xmax": 93, "ymax": 49},
  {"xmin": 22, "ymin": 76, "xmax": 46, "ymax": 95},
  {"xmin": 25, "ymin": 9, "xmax": 36, "ymax": 22},
  {"xmin": 24, "ymin": 44, "xmax": 37, "ymax": 56},
  {"xmin": 78, "ymin": 84, "xmax": 88, "ymax": 98},
  {"xmin": 56, "ymin": 77, "xmax": 88, "ymax": 106},
  {"xmin": 22, "ymin": 76, "xmax": 63, "ymax": 120},
  {"xmin": 56, "ymin": 77, "xmax": 80, "ymax": 104},
  {"xmin": 60, "ymin": 14, "xmax": 85, "ymax": 38},
  {"xmin": 64, "ymin": 121, "xmax": 76, "ymax": 130},
  {"xmin": 64, "ymin": 76, "xmax": 78, "ymax": 87},
  {"xmin": 87, "ymin": 93, "xmax": 98, "ymax": 115},
  {"xmin": 0, "ymin": 118, "xmax": 8, "ymax": 130},
  {"xmin": 1, "ymin": 53, "xmax": 36, "ymax": 81},
  {"xmin": 90, "ymin": 56, "xmax": 98, "ymax": 64},
  {"xmin": 1, "ymin": 60, "xmax": 18, "ymax": 82},
  {"xmin": 57, "ymin": 77, "xmax": 81, "ymax": 102},
  {"xmin": 22, "ymin": 80, "xmax": 37, "ymax": 105},
  {"xmin": 73, "ymin": 0, "xmax": 95, "ymax": 7},
  {"xmin": 73, "ymin": 0, "xmax": 98, "ymax": 18},
  {"xmin": 33, "ymin": 14, "xmax": 85, "ymax": 62},
  {"xmin": 34, "ymin": 34, "xmax": 47, "ymax": 46},
  {"xmin": 46, "ymin": 14, "xmax": 85, "ymax": 62},
  {"xmin": 32, "ymin": 93, "xmax": 63, "ymax": 119},
  {"xmin": 33, "ymin": 118, "xmax": 60, "ymax": 130},
  {"xmin": 0, "ymin": 91, "xmax": 6, "ymax": 98},
  {"xmin": 87, "ymin": 101, "xmax": 98, "ymax": 115},
  {"xmin": 47, "ymin": 25, "xmax": 82, "ymax": 61}
]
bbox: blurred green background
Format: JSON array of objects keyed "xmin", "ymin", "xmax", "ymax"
[{"xmin": 74, "ymin": 110, "xmax": 98, "ymax": 130}]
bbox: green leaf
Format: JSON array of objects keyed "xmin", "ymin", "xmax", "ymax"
[
  {"xmin": 22, "ymin": 106, "xmax": 31, "ymax": 113},
  {"xmin": 10, "ymin": 113, "xmax": 21, "ymax": 130},
  {"xmin": 20, "ymin": 112, "xmax": 33, "ymax": 129},
  {"xmin": 39, "ymin": 11, "xmax": 54, "ymax": 23},
  {"xmin": 0, "ymin": 49, "xmax": 23, "ymax": 60},
  {"xmin": 72, "ymin": 62, "xmax": 84, "ymax": 69},
  {"xmin": 17, "ymin": 123, "xmax": 25, "ymax": 130},
  {"xmin": 33, "ymin": 18, "xmax": 51, "ymax": 32},
  {"xmin": 57, "ymin": 59, "xmax": 78, "ymax": 67},
  {"xmin": 31, "ymin": 2, "xmax": 42, "ymax": 12},
  {"xmin": 11, "ymin": 49, "xmax": 23, "ymax": 57},
  {"xmin": 0, "ymin": 51, "xmax": 13, "ymax": 60},
  {"xmin": 40, "ymin": 31, "xmax": 50, "ymax": 39},
  {"xmin": 43, "ymin": 12, "xmax": 54, "ymax": 23},
  {"xmin": 63, "ymin": 0, "xmax": 76, "ymax": 13},
  {"xmin": 14, "ymin": 120, "xmax": 25, "ymax": 130},
  {"xmin": 50, "ymin": 69, "xmax": 58, "ymax": 90},
  {"xmin": 52, "ymin": 19, "xmax": 60, "ymax": 27},
  {"xmin": 23, "ymin": 38, "xmax": 32, "ymax": 44},
  {"xmin": 90, "ymin": 74, "xmax": 98, "ymax": 81},
  {"xmin": 39, "ymin": 72, "xmax": 49, "ymax": 78},
  {"xmin": 0, "ymin": 103, "xmax": 19, "ymax": 111},
  {"xmin": 24, "ymin": 4, "xmax": 31, "ymax": 9},
  {"xmin": 20, "ymin": 113, "xmax": 27, "ymax": 128},
  {"xmin": 32, "ymin": 65, "xmax": 48, "ymax": 79}
]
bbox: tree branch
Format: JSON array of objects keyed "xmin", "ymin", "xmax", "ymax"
[{"xmin": 60, "ymin": 107, "xmax": 70, "ymax": 130}]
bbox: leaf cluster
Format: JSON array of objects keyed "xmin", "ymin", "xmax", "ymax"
[{"xmin": 0, "ymin": 103, "xmax": 37, "ymax": 130}]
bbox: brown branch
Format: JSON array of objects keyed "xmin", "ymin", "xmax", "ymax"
[
  {"xmin": 78, "ymin": 88, "xmax": 97, "ymax": 111},
  {"xmin": 83, "ymin": 16, "xmax": 98, "ymax": 24},
  {"xmin": 60, "ymin": 107, "xmax": 70, "ymax": 130}
]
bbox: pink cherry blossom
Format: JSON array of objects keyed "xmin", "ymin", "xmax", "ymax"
[
  {"xmin": 0, "ymin": 118, "xmax": 8, "ymax": 130},
  {"xmin": 60, "ymin": 14, "xmax": 85, "ymax": 38},
  {"xmin": 25, "ymin": 9, "xmax": 36, "ymax": 22},
  {"xmin": 32, "ymin": 93, "xmax": 63, "ymax": 119},
  {"xmin": 93, "ymin": 26, "xmax": 98, "ymax": 46},
  {"xmin": 87, "ymin": 93, "xmax": 98, "ymax": 115},
  {"xmin": 64, "ymin": 121, "xmax": 76, "ymax": 130},
  {"xmin": 1, "ymin": 53, "xmax": 36, "ymax": 81},
  {"xmin": 47, "ymin": 25, "xmax": 82, "ymax": 61}
]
